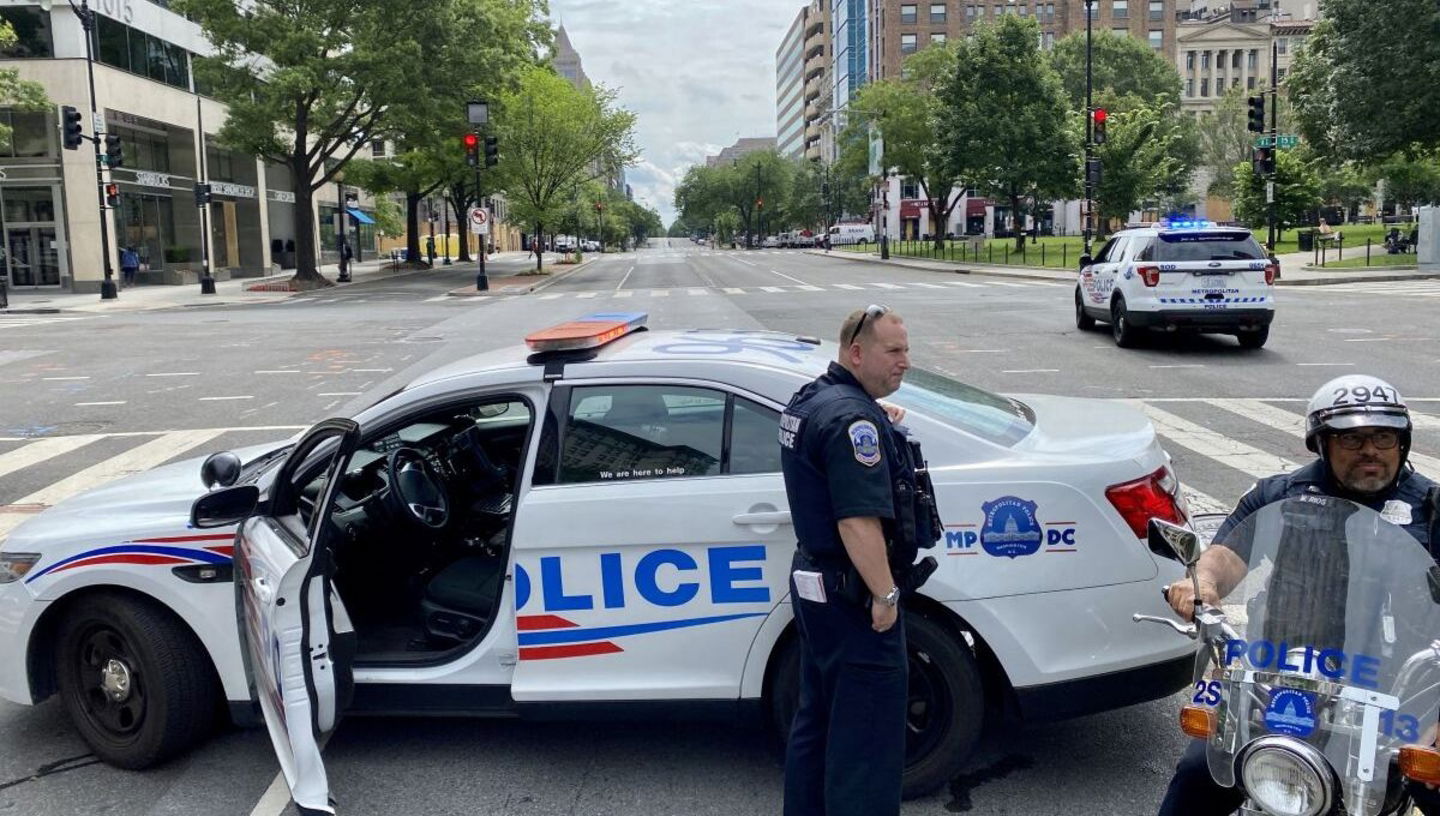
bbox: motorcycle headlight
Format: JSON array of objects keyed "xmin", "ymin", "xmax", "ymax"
[
  {"xmin": 0, "ymin": 552, "xmax": 42, "ymax": 584},
  {"xmin": 1240, "ymin": 738, "xmax": 1332, "ymax": 816}
]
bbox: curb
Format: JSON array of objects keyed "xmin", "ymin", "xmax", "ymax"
[
  {"xmin": 809, "ymin": 249, "xmax": 1070, "ymax": 283},
  {"xmin": 446, "ymin": 257, "xmax": 594, "ymax": 298},
  {"xmin": 0, "ymin": 307, "xmax": 64, "ymax": 315},
  {"xmin": 1282, "ymin": 270, "xmax": 1438, "ymax": 286}
]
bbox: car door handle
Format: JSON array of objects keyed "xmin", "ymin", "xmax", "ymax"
[{"xmin": 732, "ymin": 511, "xmax": 791, "ymax": 526}]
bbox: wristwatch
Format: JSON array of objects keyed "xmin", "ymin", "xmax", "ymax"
[{"xmin": 879, "ymin": 586, "xmax": 901, "ymax": 608}]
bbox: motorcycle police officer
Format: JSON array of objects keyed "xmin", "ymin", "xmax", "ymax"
[
  {"xmin": 780, "ymin": 305, "xmax": 940, "ymax": 816},
  {"xmin": 1158, "ymin": 374, "xmax": 1440, "ymax": 816}
]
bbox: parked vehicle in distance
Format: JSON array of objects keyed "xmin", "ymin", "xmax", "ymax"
[{"xmin": 828, "ymin": 223, "xmax": 875, "ymax": 246}]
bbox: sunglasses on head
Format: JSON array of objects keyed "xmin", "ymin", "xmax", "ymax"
[{"xmin": 848, "ymin": 304, "xmax": 890, "ymax": 346}]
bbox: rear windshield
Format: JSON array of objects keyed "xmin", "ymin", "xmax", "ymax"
[
  {"xmin": 1152, "ymin": 231, "xmax": 1267, "ymax": 262},
  {"xmin": 892, "ymin": 368, "xmax": 1034, "ymax": 447}
]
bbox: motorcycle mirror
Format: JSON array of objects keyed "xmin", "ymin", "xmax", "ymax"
[
  {"xmin": 200, "ymin": 451, "xmax": 243, "ymax": 489},
  {"xmin": 1149, "ymin": 518, "xmax": 1201, "ymax": 567}
]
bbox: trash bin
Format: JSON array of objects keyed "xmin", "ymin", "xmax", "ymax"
[{"xmin": 1297, "ymin": 230, "xmax": 1315, "ymax": 252}]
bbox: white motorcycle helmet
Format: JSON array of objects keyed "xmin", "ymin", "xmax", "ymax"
[{"xmin": 1304, "ymin": 375, "xmax": 1412, "ymax": 468}]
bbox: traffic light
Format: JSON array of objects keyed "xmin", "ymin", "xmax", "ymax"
[
  {"xmin": 757, "ymin": 198, "xmax": 764, "ymax": 211},
  {"xmin": 194, "ymin": 182, "xmax": 212, "ymax": 207},
  {"xmin": 1086, "ymin": 157, "xmax": 1103, "ymax": 187},
  {"xmin": 463, "ymin": 132, "xmax": 479, "ymax": 167},
  {"xmin": 483, "ymin": 136, "xmax": 499, "ymax": 168},
  {"xmin": 1092, "ymin": 107, "xmax": 1107, "ymax": 145},
  {"xmin": 1246, "ymin": 95, "xmax": 1266, "ymax": 133},
  {"xmin": 104, "ymin": 183, "xmax": 119, "ymax": 208},
  {"xmin": 104, "ymin": 134, "xmax": 123, "ymax": 168},
  {"xmin": 61, "ymin": 105, "xmax": 84, "ymax": 150},
  {"xmin": 1251, "ymin": 146, "xmax": 1275, "ymax": 175}
]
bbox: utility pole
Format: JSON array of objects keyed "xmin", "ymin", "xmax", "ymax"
[
  {"xmin": 195, "ymin": 94, "xmax": 215, "ymax": 293},
  {"xmin": 69, "ymin": 0, "xmax": 117, "ymax": 299},
  {"xmin": 1267, "ymin": 38, "xmax": 1279, "ymax": 252},
  {"xmin": 1083, "ymin": 0, "xmax": 1094, "ymax": 256}
]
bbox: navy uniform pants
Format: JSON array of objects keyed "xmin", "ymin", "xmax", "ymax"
[
  {"xmin": 784, "ymin": 550, "xmax": 908, "ymax": 816},
  {"xmin": 1158, "ymin": 739, "xmax": 1440, "ymax": 815}
]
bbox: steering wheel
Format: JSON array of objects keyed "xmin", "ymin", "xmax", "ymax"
[{"xmin": 378, "ymin": 447, "xmax": 450, "ymax": 530}]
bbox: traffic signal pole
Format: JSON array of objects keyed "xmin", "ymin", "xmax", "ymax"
[
  {"xmin": 1083, "ymin": 0, "xmax": 1094, "ymax": 256},
  {"xmin": 76, "ymin": 0, "xmax": 117, "ymax": 300},
  {"xmin": 1267, "ymin": 38, "xmax": 1279, "ymax": 252}
]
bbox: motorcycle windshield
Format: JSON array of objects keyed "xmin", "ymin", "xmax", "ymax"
[{"xmin": 1195, "ymin": 497, "xmax": 1440, "ymax": 816}]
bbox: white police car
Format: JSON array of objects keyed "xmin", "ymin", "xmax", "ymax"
[
  {"xmin": 1075, "ymin": 220, "xmax": 1278, "ymax": 348},
  {"xmin": 0, "ymin": 313, "xmax": 1197, "ymax": 811}
]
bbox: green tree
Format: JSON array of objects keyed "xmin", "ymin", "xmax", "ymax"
[
  {"xmin": 1047, "ymin": 29, "xmax": 1182, "ymax": 113},
  {"xmin": 830, "ymin": 123, "xmax": 876, "ymax": 219},
  {"xmin": 0, "ymin": 21, "xmax": 49, "ymax": 148},
  {"xmin": 1314, "ymin": 161, "xmax": 1372, "ymax": 220},
  {"xmin": 1198, "ymin": 85, "xmax": 1296, "ymax": 199},
  {"xmin": 1374, "ymin": 153, "xmax": 1440, "ymax": 213},
  {"xmin": 1288, "ymin": 0, "xmax": 1440, "ymax": 161},
  {"xmin": 673, "ymin": 151, "xmax": 793, "ymax": 247},
  {"xmin": 177, "ymin": 0, "xmax": 444, "ymax": 286},
  {"xmin": 1232, "ymin": 149, "xmax": 1321, "ymax": 231},
  {"xmin": 1095, "ymin": 104, "xmax": 1194, "ymax": 234},
  {"xmin": 939, "ymin": 16, "xmax": 1079, "ymax": 251},
  {"xmin": 493, "ymin": 66, "xmax": 638, "ymax": 273},
  {"xmin": 850, "ymin": 44, "xmax": 963, "ymax": 248}
]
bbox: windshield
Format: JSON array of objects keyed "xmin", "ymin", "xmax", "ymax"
[
  {"xmin": 892, "ymin": 368, "xmax": 1034, "ymax": 447},
  {"xmin": 1155, "ymin": 232, "xmax": 1268, "ymax": 262},
  {"xmin": 1194, "ymin": 498, "xmax": 1440, "ymax": 816}
]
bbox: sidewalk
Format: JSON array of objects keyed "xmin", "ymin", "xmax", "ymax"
[
  {"xmin": 444, "ymin": 253, "xmax": 595, "ymax": 298},
  {"xmin": 0, "ymin": 251, "xmax": 558, "ymax": 314},
  {"xmin": 810, "ymin": 249, "xmax": 1440, "ymax": 287}
]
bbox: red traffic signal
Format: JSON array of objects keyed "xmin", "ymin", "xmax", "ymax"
[
  {"xmin": 104, "ymin": 183, "xmax": 119, "ymax": 208},
  {"xmin": 463, "ymin": 132, "xmax": 480, "ymax": 166},
  {"xmin": 1092, "ymin": 108, "xmax": 1108, "ymax": 145}
]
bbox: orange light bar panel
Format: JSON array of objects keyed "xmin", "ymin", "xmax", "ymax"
[
  {"xmin": 1400, "ymin": 745, "xmax": 1440, "ymax": 785},
  {"xmin": 1179, "ymin": 705, "xmax": 1217, "ymax": 740},
  {"xmin": 525, "ymin": 312, "xmax": 647, "ymax": 352}
]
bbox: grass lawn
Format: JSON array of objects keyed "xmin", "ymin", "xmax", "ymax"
[
  {"xmin": 1254, "ymin": 222, "xmax": 1399, "ymax": 255},
  {"xmin": 1309, "ymin": 251, "xmax": 1420, "ymax": 270}
]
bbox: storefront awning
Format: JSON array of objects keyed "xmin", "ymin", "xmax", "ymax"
[{"xmin": 347, "ymin": 207, "xmax": 375, "ymax": 224}]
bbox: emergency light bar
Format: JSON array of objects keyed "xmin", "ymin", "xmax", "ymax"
[
  {"xmin": 525, "ymin": 312, "xmax": 648, "ymax": 352},
  {"xmin": 1159, "ymin": 218, "xmax": 1213, "ymax": 230}
]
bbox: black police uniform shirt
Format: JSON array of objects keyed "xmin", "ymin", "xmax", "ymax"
[
  {"xmin": 780, "ymin": 361, "xmax": 902, "ymax": 561},
  {"xmin": 1215, "ymin": 460, "xmax": 1440, "ymax": 560}
]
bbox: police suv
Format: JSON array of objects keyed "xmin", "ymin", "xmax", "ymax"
[
  {"xmin": 0, "ymin": 314, "xmax": 1197, "ymax": 812},
  {"xmin": 1075, "ymin": 220, "xmax": 1278, "ymax": 348}
]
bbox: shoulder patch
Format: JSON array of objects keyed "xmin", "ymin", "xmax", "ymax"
[{"xmin": 848, "ymin": 420, "xmax": 882, "ymax": 467}]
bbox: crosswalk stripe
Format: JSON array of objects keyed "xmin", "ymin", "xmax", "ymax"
[
  {"xmin": 944, "ymin": 280, "xmax": 984, "ymax": 288},
  {"xmin": 576, "ymin": 292, "xmax": 599, "ymax": 299},
  {"xmin": 1139, "ymin": 404, "xmax": 1302, "ymax": 479},
  {"xmin": 833, "ymin": 284, "xmax": 863, "ymax": 290},
  {"xmin": 538, "ymin": 293, "xmax": 564, "ymax": 300},
  {"xmin": 1411, "ymin": 412, "xmax": 1440, "ymax": 432},
  {"xmin": 869, "ymin": 282, "xmax": 904, "ymax": 289},
  {"xmin": 760, "ymin": 286, "xmax": 786, "ymax": 293},
  {"xmin": 688, "ymin": 288, "xmax": 710, "ymax": 296},
  {"xmin": 612, "ymin": 290, "xmax": 634, "ymax": 298},
  {"xmin": 1215, "ymin": 399, "xmax": 1440, "ymax": 479},
  {"xmin": 723, "ymin": 287, "xmax": 747, "ymax": 295},
  {"xmin": 0, "ymin": 429, "xmax": 226, "ymax": 537},
  {"xmin": 795, "ymin": 285, "xmax": 823, "ymax": 292},
  {"xmin": 908, "ymin": 282, "xmax": 946, "ymax": 289},
  {"xmin": 651, "ymin": 289, "xmax": 670, "ymax": 297},
  {"xmin": 0, "ymin": 435, "xmax": 106, "ymax": 480}
]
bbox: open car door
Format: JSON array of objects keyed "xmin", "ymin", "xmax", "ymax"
[{"xmin": 235, "ymin": 418, "xmax": 360, "ymax": 815}]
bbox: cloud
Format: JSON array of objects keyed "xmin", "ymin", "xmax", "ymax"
[{"xmin": 551, "ymin": 0, "xmax": 797, "ymax": 225}]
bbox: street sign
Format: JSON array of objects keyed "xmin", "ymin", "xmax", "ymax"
[
  {"xmin": 468, "ymin": 206, "xmax": 490, "ymax": 235},
  {"xmin": 1266, "ymin": 181, "xmax": 1275, "ymax": 204},
  {"xmin": 92, "ymin": 113, "xmax": 105, "ymax": 136},
  {"xmin": 1254, "ymin": 135, "xmax": 1300, "ymax": 149}
]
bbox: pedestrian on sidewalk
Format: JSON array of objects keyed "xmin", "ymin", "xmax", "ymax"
[
  {"xmin": 119, "ymin": 246, "xmax": 140, "ymax": 288},
  {"xmin": 425, "ymin": 235, "xmax": 436, "ymax": 266}
]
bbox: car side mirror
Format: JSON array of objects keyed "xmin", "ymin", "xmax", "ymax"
[
  {"xmin": 1148, "ymin": 518, "xmax": 1201, "ymax": 566},
  {"xmin": 1078, "ymin": 254, "xmax": 1093, "ymax": 269},
  {"xmin": 200, "ymin": 451, "xmax": 243, "ymax": 489},
  {"xmin": 190, "ymin": 485, "xmax": 259, "ymax": 529}
]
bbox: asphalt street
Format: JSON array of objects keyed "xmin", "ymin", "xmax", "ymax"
[{"xmin": 0, "ymin": 238, "xmax": 1437, "ymax": 815}]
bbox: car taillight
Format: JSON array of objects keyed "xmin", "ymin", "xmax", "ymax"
[
  {"xmin": 1264, "ymin": 263, "xmax": 1278, "ymax": 285},
  {"xmin": 1137, "ymin": 265, "xmax": 1160, "ymax": 287},
  {"xmin": 1106, "ymin": 466, "xmax": 1186, "ymax": 539}
]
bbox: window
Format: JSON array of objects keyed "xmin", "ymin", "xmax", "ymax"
[
  {"xmin": 1277, "ymin": 37, "xmax": 1287, "ymax": 54},
  {"xmin": 1045, "ymin": 2, "xmax": 1055, "ymax": 21},
  {"xmin": 0, "ymin": 110, "xmax": 51, "ymax": 158},
  {"xmin": 1186, "ymin": 50, "xmax": 1194, "ymax": 70},
  {"xmin": 1247, "ymin": 49, "xmax": 1258, "ymax": 69},
  {"xmin": 1185, "ymin": 78, "xmax": 1194, "ymax": 97},
  {"xmin": 901, "ymin": 178, "xmax": 920, "ymax": 199},
  {"xmin": 965, "ymin": 5, "xmax": 977, "ymax": 20},
  {"xmin": 1155, "ymin": 231, "xmax": 1266, "ymax": 262},
  {"xmin": 371, "ymin": 139, "xmax": 386, "ymax": 157},
  {"xmin": 1017, "ymin": 3, "xmax": 1029, "ymax": 14},
  {"xmin": 1215, "ymin": 50, "xmax": 1226, "ymax": 70},
  {"xmin": 994, "ymin": 4, "xmax": 1004, "ymax": 17},
  {"xmin": 1113, "ymin": 0, "xmax": 1128, "ymax": 18},
  {"xmin": 1231, "ymin": 76, "xmax": 1239, "ymax": 89},
  {"xmin": 1200, "ymin": 78, "xmax": 1209, "ymax": 97},
  {"xmin": 930, "ymin": 3, "xmax": 947, "ymax": 22},
  {"xmin": 1043, "ymin": 30, "xmax": 1055, "ymax": 48},
  {"xmin": 1232, "ymin": 50, "xmax": 1241, "ymax": 68},
  {"xmin": 900, "ymin": 4, "xmax": 918, "ymax": 23},
  {"xmin": 1148, "ymin": 0, "xmax": 1163, "ymax": 20},
  {"xmin": 1113, "ymin": 27, "xmax": 1129, "ymax": 36},
  {"xmin": 1200, "ymin": 51, "xmax": 1209, "ymax": 69},
  {"xmin": 557, "ymin": 385, "xmax": 725, "ymax": 484},
  {"xmin": 729, "ymin": 399, "xmax": 783, "ymax": 475},
  {"xmin": 92, "ymin": 15, "xmax": 194, "ymax": 91},
  {"xmin": 1278, "ymin": 67, "xmax": 1287, "ymax": 80},
  {"xmin": 900, "ymin": 33, "xmax": 918, "ymax": 53},
  {"xmin": 931, "ymin": 32, "xmax": 947, "ymax": 43},
  {"xmin": 0, "ymin": 7, "xmax": 53, "ymax": 57},
  {"xmin": 1148, "ymin": 29, "xmax": 1163, "ymax": 49},
  {"xmin": 893, "ymin": 369, "xmax": 1034, "ymax": 447},
  {"xmin": 1247, "ymin": 76, "xmax": 1256, "ymax": 90}
]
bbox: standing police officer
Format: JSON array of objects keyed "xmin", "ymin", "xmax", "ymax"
[
  {"xmin": 780, "ymin": 305, "xmax": 939, "ymax": 816},
  {"xmin": 1157, "ymin": 374, "xmax": 1440, "ymax": 815}
]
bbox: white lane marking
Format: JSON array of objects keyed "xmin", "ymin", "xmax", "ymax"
[
  {"xmin": 1150, "ymin": 364, "xmax": 1206, "ymax": 369},
  {"xmin": 1343, "ymin": 338, "xmax": 1391, "ymax": 343},
  {"xmin": 723, "ymin": 287, "xmax": 747, "ymax": 295},
  {"xmin": 944, "ymin": 280, "xmax": 984, "ymax": 288},
  {"xmin": 957, "ymin": 349, "xmax": 1008, "ymax": 353},
  {"xmin": 42, "ymin": 376, "xmax": 90, "ymax": 381},
  {"xmin": 869, "ymin": 282, "xmax": 904, "ymax": 289},
  {"xmin": 833, "ymin": 283, "xmax": 863, "ymax": 290},
  {"xmin": 908, "ymin": 282, "xmax": 946, "ymax": 289},
  {"xmin": 576, "ymin": 292, "xmax": 600, "ymax": 299},
  {"xmin": 794, "ymin": 285, "xmax": 823, "ymax": 292},
  {"xmin": 769, "ymin": 269, "xmax": 810, "ymax": 285},
  {"xmin": 760, "ymin": 286, "xmax": 787, "ymax": 293},
  {"xmin": 1139, "ymin": 404, "xmax": 1300, "ymax": 479},
  {"xmin": 612, "ymin": 290, "xmax": 634, "ymax": 298},
  {"xmin": 146, "ymin": 372, "xmax": 200, "ymax": 378},
  {"xmin": 74, "ymin": 401, "xmax": 127, "ymax": 406},
  {"xmin": 318, "ymin": 392, "xmax": 362, "ymax": 397},
  {"xmin": 1297, "ymin": 362, "xmax": 1354, "ymax": 367},
  {"xmin": 734, "ymin": 258, "xmax": 758, "ymax": 267},
  {"xmin": 1001, "ymin": 368, "xmax": 1059, "ymax": 374},
  {"xmin": 1182, "ymin": 485, "xmax": 1232, "ymax": 516},
  {"xmin": 688, "ymin": 288, "xmax": 710, "ymax": 296},
  {"xmin": 199, "ymin": 395, "xmax": 254, "ymax": 401},
  {"xmin": 538, "ymin": 293, "xmax": 564, "ymax": 300},
  {"xmin": 1216, "ymin": 399, "xmax": 1440, "ymax": 478},
  {"xmin": 0, "ymin": 435, "xmax": 105, "ymax": 480},
  {"xmin": 253, "ymin": 370, "xmax": 301, "ymax": 375},
  {"xmin": 424, "ymin": 294, "xmax": 451, "ymax": 302},
  {"xmin": 0, "ymin": 429, "xmax": 226, "ymax": 537},
  {"xmin": 651, "ymin": 289, "xmax": 670, "ymax": 297},
  {"xmin": 988, "ymin": 281, "xmax": 1041, "ymax": 288},
  {"xmin": 247, "ymin": 771, "xmax": 294, "ymax": 816},
  {"xmin": 617, "ymin": 266, "xmax": 634, "ymax": 290},
  {"xmin": 351, "ymin": 368, "xmax": 392, "ymax": 373}
]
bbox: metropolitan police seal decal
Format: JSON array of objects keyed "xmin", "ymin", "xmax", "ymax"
[
  {"xmin": 1264, "ymin": 688, "xmax": 1317, "ymax": 738},
  {"xmin": 980, "ymin": 496, "xmax": 1044, "ymax": 558},
  {"xmin": 848, "ymin": 420, "xmax": 881, "ymax": 466}
]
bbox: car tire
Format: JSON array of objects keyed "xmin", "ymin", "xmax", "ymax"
[
  {"xmin": 56, "ymin": 593, "xmax": 220, "ymax": 769},
  {"xmin": 768, "ymin": 612, "xmax": 985, "ymax": 800},
  {"xmin": 1111, "ymin": 297, "xmax": 1139, "ymax": 348},
  {"xmin": 1075, "ymin": 287, "xmax": 1096, "ymax": 331},
  {"xmin": 1236, "ymin": 326, "xmax": 1269, "ymax": 349}
]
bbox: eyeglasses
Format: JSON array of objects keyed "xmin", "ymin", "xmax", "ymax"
[
  {"xmin": 847, "ymin": 304, "xmax": 890, "ymax": 346},
  {"xmin": 1333, "ymin": 430, "xmax": 1401, "ymax": 451}
]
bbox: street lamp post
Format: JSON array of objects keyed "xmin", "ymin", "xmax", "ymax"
[
  {"xmin": 1083, "ymin": 0, "xmax": 1094, "ymax": 256},
  {"xmin": 442, "ymin": 198, "xmax": 452, "ymax": 265},
  {"xmin": 466, "ymin": 100, "xmax": 489, "ymax": 290}
]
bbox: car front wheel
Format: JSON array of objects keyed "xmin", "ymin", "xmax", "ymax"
[
  {"xmin": 56, "ymin": 593, "xmax": 220, "ymax": 769},
  {"xmin": 769, "ymin": 611, "xmax": 985, "ymax": 799}
]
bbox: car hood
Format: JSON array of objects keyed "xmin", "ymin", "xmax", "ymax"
[
  {"xmin": 1010, "ymin": 394, "xmax": 1156, "ymax": 459},
  {"xmin": 4, "ymin": 442, "xmax": 280, "ymax": 548}
]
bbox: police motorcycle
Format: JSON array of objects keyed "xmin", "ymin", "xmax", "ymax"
[{"xmin": 1136, "ymin": 497, "xmax": 1440, "ymax": 816}]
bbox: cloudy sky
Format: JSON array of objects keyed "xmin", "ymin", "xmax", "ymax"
[{"xmin": 549, "ymin": 0, "xmax": 796, "ymax": 226}]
